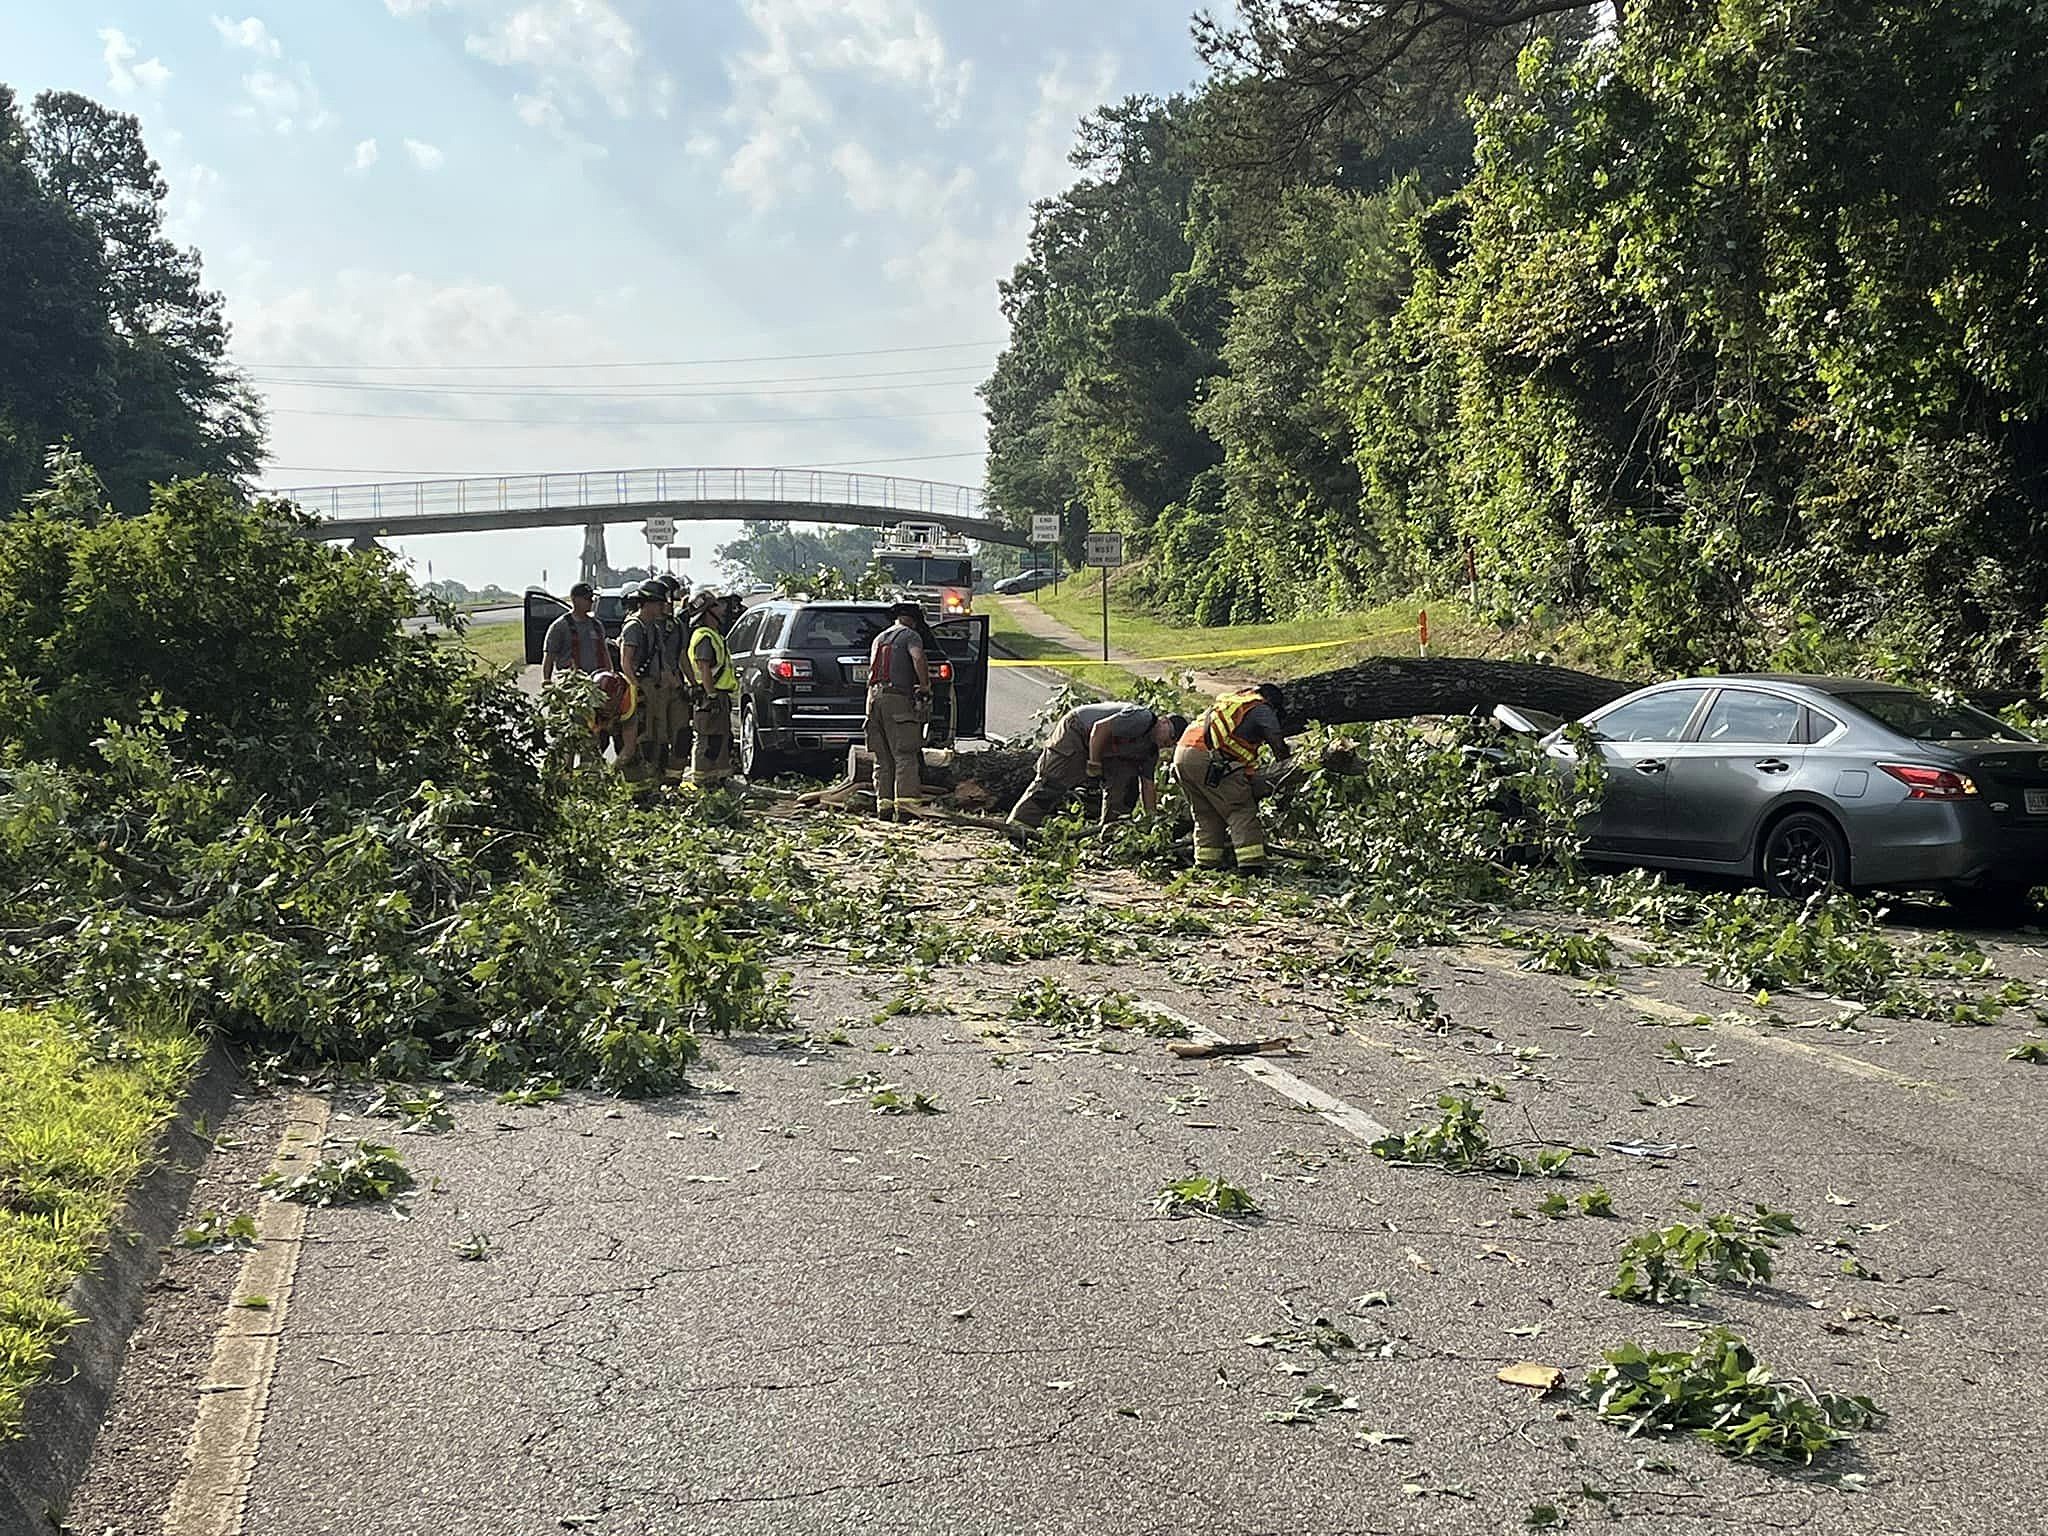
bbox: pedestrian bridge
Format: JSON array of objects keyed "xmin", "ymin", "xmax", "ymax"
[{"xmin": 277, "ymin": 466, "xmax": 1028, "ymax": 547}]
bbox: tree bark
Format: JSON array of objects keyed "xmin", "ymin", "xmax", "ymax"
[{"xmin": 1282, "ymin": 656, "xmax": 1633, "ymax": 728}]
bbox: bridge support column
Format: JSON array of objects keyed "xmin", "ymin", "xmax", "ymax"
[
  {"xmin": 349, "ymin": 533, "xmax": 384, "ymax": 555},
  {"xmin": 579, "ymin": 521, "xmax": 609, "ymax": 586}
]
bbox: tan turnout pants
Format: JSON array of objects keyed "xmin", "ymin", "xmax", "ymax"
[
  {"xmin": 623, "ymin": 682, "xmax": 685, "ymax": 784},
  {"xmin": 692, "ymin": 693, "xmax": 736, "ymax": 786},
  {"xmin": 1170, "ymin": 744, "xmax": 1266, "ymax": 870},
  {"xmin": 1008, "ymin": 729, "xmax": 1141, "ymax": 828},
  {"xmin": 867, "ymin": 691, "xmax": 925, "ymax": 812}
]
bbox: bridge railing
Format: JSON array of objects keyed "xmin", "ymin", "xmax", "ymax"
[{"xmin": 276, "ymin": 468, "xmax": 990, "ymax": 524}]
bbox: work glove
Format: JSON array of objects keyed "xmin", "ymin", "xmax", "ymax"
[{"xmin": 1085, "ymin": 761, "xmax": 1104, "ymax": 780}]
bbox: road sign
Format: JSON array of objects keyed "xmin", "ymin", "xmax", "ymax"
[
  {"xmin": 643, "ymin": 516, "xmax": 676, "ymax": 544},
  {"xmin": 1083, "ymin": 531, "xmax": 1124, "ymax": 568},
  {"xmin": 665, "ymin": 545, "xmax": 690, "ymax": 561},
  {"xmin": 1031, "ymin": 513, "xmax": 1060, "ymax": 544}
]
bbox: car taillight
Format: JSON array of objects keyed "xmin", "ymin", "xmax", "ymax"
[
  {"xmin": 933, "ymin": 661, "xmax": 954, "ymax": 683},
  {"xmin": 1880, "ymin": 764, "xmax": 1978, "ymax": 800},
  {"xmin": 768, "ymin": 657, "xmax": 813, "ymax": 681}
]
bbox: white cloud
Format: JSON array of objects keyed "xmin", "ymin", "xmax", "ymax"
[
  {"xmin": 212, "ymin": 15, "xmax": 283, "ymax": 57},
  {"xmin": 99, "ymin": 27, "xmax": 172, "ymax": 96},
  {"xmin": 216, "ymin": 18, "xmax": 330, "ymax": 134},
  {"xmin": 404, "ymin": 138, "xmax": 446, "ymax": 170},
  {"xmin": 683, "ymin": 131, "xmax": 719, "ymax": 160},
  {"xmin": 719, "ymin": 0, "xmax": 970, "ymax": 213},
  {"xmin": 830, "ymin": 141, "xmax": 972, "ymax": 220},
  {"xmin": 1020, "ymin": 53, "xmax": 1118, "ymax": 200},
  {"xmin": 464, "ymin": 0, "xmax": 673, "ymax": 120},
  {"xmin": 351, "ymin": 138, "xmax": 380, "ymax": 172}
]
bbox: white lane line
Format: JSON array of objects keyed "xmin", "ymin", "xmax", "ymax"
[
  {"xmin": 164, "ymin": 1092, "xmax": 329, "ymax": 1536},
  {"xmin": 1136, "ymin": 999, "xmax": 1391, "ymax": 1144}
]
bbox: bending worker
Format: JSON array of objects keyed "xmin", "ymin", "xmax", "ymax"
[
  {"xmin": 1008, "ymin": 702, "xmax": 1187, "ymax": 830},
  {"xmin": 865, "ymin": 599, "xmax": 930, "ymax": 821},
  {"xmin": 686, "ymin": 586, "xmax": 739, "ymax": 787},
  {"xmin": 1171, "ymin": 683, "xmax": 1293, "ymax": 875}
]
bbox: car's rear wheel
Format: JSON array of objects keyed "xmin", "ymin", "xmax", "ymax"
[
  {"xmin": 1945, "ymin": 880, "xmax": 2040, "ymax": 926},
  {"xmin": 1759, "ymin": 811, "xmax": 1850, "ymax": 902},
  {"xmin": 739, "ymin": 704, "xmax": 785, "ymax": 781}
]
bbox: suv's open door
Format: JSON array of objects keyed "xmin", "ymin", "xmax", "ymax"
[
  {"xmin": 932, "ymin": 615, "xmax": 991, "ymax": 741},
  {"xmin": 524, "ymin": 587, "xmax": 568, "ymax": 667}
]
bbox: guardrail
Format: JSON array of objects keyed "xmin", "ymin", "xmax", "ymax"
[{"xmin": 276, "ymin": 467, "xmax": 991, "ymax": 524}]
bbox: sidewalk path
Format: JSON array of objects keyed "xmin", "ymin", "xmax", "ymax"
[{"xmin": 994, "ymin": 597, "xmax": 1241, "ymax": 698}]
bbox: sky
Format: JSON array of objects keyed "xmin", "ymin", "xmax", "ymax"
[{"xmin": 1, "ymin": 0, "xmax": 1217, "ymax": 589}]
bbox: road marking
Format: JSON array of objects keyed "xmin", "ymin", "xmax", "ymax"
[
  {"xmin": 164, "ymin": 1092, "xmax": 329, "ymax": 1536},
  {"xmin": 1446, "ymin": 946, "xmax": 1955, "ymax": 1101},
  {"xmin": 1137, "ymin": 1000, "xmax": 1391, "ymax": 1144}
]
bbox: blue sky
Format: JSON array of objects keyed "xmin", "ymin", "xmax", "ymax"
[{"xmin": 1, "ymin": 0, "xmax": 1214, "ymax": 587}]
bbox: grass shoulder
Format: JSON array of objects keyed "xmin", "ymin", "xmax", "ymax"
[
  {"xmin": 0, "ymin": 1008, "xmax": 201, "ymax": 1438},
  {"xmin": 1028, "ymin": 565, "xmax": 1631, "ymax": 682}
]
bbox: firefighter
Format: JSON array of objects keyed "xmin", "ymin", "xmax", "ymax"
[
  {"xmin": 1171, "ymin": 683, "xmax": 1293, "ymax": 875},
  {"xmin": 865, "ymin": 599, "xmax": 930, "ymax": 821},
  {"xmin": 1008, "ymin": 703, "xmax": 1187, "ymax": 830},
  {"xmin": 617, "ymin": 582, "xmax": 682, "ymax": 785},
  {"xmin": 685, "ymin": 587, "xmax": 739, "ymax": 787},
  {"xmin": 656, "ymin": 575, "xmax": 692, "ymax": 779},
  {"xmin": 540, "ymin": 581, "xmax": 607, "ymax": 683}
]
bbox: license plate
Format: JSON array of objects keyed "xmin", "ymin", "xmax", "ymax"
[
  {"xmin": 851, "ymin": 665, "xmax": 870, "ymax": 685},
  {"xmin": 2027, "ymin": 788, "xmax": 2048, "ymax": 816}
]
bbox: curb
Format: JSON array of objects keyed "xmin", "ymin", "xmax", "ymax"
[{"xmin": 0, "ymin": 1043, "xmax": 248, "ymax": 1533}]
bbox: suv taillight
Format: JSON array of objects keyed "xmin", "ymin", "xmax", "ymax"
[
  {"xmin": 1880, "ymin": 764, "xmax": 1978, "ymax": 800},
  {"xmin": 768, "ymin": 656, "xmax": 813, "ymax": 681},
  {"xmin": 933, "ymin": 661, "xmax": 954, "ymax": 683}
]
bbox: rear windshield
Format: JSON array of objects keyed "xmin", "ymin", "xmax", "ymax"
[
  {"xmin": 1835, "ymin": 691, "xmax": 2033, "ymax": 743},
  {"xmin": 878, "ymin": 555, "xmax": 972, "ymax": 586},
  {"xmin": 789, "ymin": 609, "xmax": 891, "ymax": 652},
  {"xmin": 596, "ymin": 595, "xmax": 625, "ymax": 625}
]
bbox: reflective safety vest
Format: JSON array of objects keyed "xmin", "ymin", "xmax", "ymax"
[
  {"xmin": 689, "ymin": 624, "xmax": 737, "ymax": 694},
  {"xmin": 1182, "ymin": 691, "xmax": 1267, "ymax": 771}
]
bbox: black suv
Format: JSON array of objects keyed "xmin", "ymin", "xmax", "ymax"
[{"xmin": 727, "ymin": 600, "xmax": 990, "ymax": 777}]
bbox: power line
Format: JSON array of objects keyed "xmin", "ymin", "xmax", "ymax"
[
  {"xmin": 269, "ymin": 405, "xmax": 987, "ymax": 426},
  {"xmin": 240, "ymin": 338, "xmax": 1007, "ymax": 374},
  {"xmin": 262, "ymin": 450, "xmax": 988, "ymax": 478},
  {"xmin": 250, "ymin": 363, "xmax": 990, "ymax": 396}
]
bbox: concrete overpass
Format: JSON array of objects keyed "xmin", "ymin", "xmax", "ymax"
[{"xmin": 276, "ymin": 467, "xmax": 1028, "ymax": 580}]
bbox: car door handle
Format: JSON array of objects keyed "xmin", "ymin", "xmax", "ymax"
[
  {"xmin": 1633, "ymin": 759, "xmax": 1667, "ymax": 775},
  {"xmin": 1754, "ymin": 758, "xmax": 1791, "ymax": 774}
]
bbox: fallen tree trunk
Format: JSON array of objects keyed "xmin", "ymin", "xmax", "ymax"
[
  {"xmin": 792, "ymin": 660, "xmax": 1633, "ymax": 822},
  {"xmin": 1283, "ymin": 657, "xmax": 1632, "ymax": 728}
]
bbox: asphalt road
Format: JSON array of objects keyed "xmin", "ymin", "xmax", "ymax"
[{"xmin": 65, "ymin": 818, "xmax": 2048, "ymax": 1536}]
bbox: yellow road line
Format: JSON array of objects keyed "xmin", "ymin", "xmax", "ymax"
[{"xmin": 164, "ymin": 1092, "xmax": 330, "ymax": 1536}]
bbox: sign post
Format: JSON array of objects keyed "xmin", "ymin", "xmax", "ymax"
[
  {"xmin": 643, "ymin": 517, "xmax": 676, "ymax": 575},
  {"xmin": 1083, "ymin": 531, "xmax": 1125, "ymax": 663}
]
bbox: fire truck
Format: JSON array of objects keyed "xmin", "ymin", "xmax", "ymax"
[{"xmin": 873, "ymin": 522, "xmax": 975, "ymax": 620}]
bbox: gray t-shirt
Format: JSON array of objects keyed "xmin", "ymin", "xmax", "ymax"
[
  {"xmin": 1062, "ymin": 703, "xmax": 1159, "ymax": 762},
  {"xmin": 869, "ymin": 622, "xmax": 925, "ymax": 693},
  {"xmin": 543, "ymin": 613, "xmax": 607, "ymax": 673}
]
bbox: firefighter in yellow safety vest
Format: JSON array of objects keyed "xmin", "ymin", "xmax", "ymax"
[
  {"xmin": 1170, "ymin": 684, "xmax": 1293, "ymax": 875},
  {"xmin": 686, "ymin": 589, "xmax": 739, "ymax": 787}
]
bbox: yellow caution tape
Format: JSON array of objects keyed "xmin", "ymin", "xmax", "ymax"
[{"xmin": 989, "ymin": 630, "xmax": 1411, "ymax": 669}]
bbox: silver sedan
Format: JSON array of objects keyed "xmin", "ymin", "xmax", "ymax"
[{"xmin": 1498, "ymin": 674, "xmax": 2048, "ymax": 919}]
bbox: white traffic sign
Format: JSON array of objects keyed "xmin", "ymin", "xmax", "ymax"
[
  {"xmin": 643, "ymin": 516, "xmax": 677, "ymax": 544},
  {"xmin": 1031, "ymin": 513, "xmax": 1060, "ymax": 544},
  {"xmin": 1083, "ymin": 531, "xmax": 1124, "ymax": 568}
]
